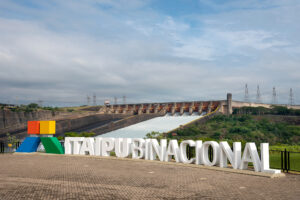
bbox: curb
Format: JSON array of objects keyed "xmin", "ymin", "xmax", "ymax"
[{"xmin": 13, "ymin": 152, "xmax": 285, "ymax": 178}]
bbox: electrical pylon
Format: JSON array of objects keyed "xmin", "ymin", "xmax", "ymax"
[
  {"xmin": 256, "ymin": 85, "xmax": 261, "ymax": 103},
  {"xmin": 244, "ymin": 84, "xmax": 249, "ymax": 102}
]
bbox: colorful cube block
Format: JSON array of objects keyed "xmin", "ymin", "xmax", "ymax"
[
  {"xmin": 27, "ymin": 121, "xmax": 40, "ymax": 134},
  {"xmin": 40, "ymin": 121, "xmax": 56, "ymax": 134}
]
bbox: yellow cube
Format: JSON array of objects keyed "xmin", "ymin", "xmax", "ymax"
[{"xmin": 40, "ymin": 121, "xmax": 56, "ymax": 134}]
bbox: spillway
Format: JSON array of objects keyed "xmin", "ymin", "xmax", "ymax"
[{"xmin": 97, "ymin": 112, "xmax": 205, "ymax": 138}]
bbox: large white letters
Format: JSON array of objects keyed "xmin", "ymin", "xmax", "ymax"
[
  {"xmin": 179, "ymin": 140, "xmax": 196, "ymax": 164},
  {"xmin": 95, "ymin": 137, "xmax": 102, "ymax": 156},
  {"xmin": 115, "ymin": 138, "xmax": 132, "ymax": 158},
  {"xmin": 195, "ymin": 140, "xmax": 203, "ymax": 165},
  {"xmin": 166, "ymin": 140, "xmax": 181, "ymax": 162},
  {"xmin": 63, "ymin": 137, "xmax": 279, "ymax": 174},
  {"xmin": 219, "ymin": 142, "xmax": 241, "ymax": 169},
  {"xmin": 101, "ymin": 138, "xmax": 115, "ymax": 156},
  {"xmin": 64, "ymin": 137, "xmax": 72, "ymax": 154},
  {"xmin": 202, "ymin": 141, "xmax": 220, "ymax": 166},
  {"xmin": 147, "ymin": 139, "xmax": 167, "ymax": 161},
  {"xmin": 64, "ymin": 137, "xmax": 84, "ymax": 155},
  {"xmin": 79, "ymin": 138, "xmax": 95, "ymax": 155},
  {"xmin": 260, "ymin": 143, "xmax": 281, "ymax": 174},
  {"xmin": 132, "ymin": 138, "xmax": 145, "ymax": 159},
  {"xmin": 240, "ymin": 143, "xmax": 261, "ymax": 172}
]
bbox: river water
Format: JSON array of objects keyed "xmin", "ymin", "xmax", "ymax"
[{"xmin": 97, "ymin": 112, "xmax": 205, "ymax": 138}]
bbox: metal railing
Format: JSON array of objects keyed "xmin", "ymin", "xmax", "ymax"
[{"xmin": 186, "ymin": 146, "xmax": 300, "ymax": 173}]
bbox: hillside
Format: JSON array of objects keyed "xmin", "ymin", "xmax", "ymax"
[{"xmin": 167, "ymin": 114, "xmax": 300, "ymax": 147}]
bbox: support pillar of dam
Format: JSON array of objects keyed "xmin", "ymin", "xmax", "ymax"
[
  {"xmin": 122, "ymin": 104, "xmax": 128, "ymax": 114},
  {"xmin": 189, "ymin": 102, "xmax": 194, "ymax": 115},
  {"xmin": 154, "ymin": 104, "xmax": 159, "ymax": 114},
  {"xmin": 208, "ymin": 101, "xmax": 212, "ymax": 113},
  {"xmin": 198, "ymin": 102, "xmax": 203, "ymax": 114},
  {"xmin": 146, "ymin": 104, "xmax": 152, "ymax": 114},
  {"xmin": 162, "ymin": 104, "xmax": 167, "ymax": 115},
  {"xmin": 138, "ymin": 104, "xmax": 144, "ymax": 115},
  {"xmin": 180, "ymin": 103, "xmax": 185, "ymax": 115},
  {"xmin": 128, "ymin": 105, "xmax": 134, "ymax": 114},
  {"xmin": 171, "ymin": 103, "xmax": 176, "ymax": 115}
]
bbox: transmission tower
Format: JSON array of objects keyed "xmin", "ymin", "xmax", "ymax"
[
  {"xmin": 87, "ymin": 95, "xmax": 91, "ymax": 106},
  {"xmin": 272, "ymin": 87, "xmax": 277, "ymax": 104},
  {"xmin": 114, "ymin": 97, "xmax": 117, "ymax": 105},
  {"xmin": 289, "ymin": 88, "xmax": 294, "ymax": 106},
  {"xmin": 93, "ymin": 94, "xmax": 96, "ymax": 106},
  {"xmin": 244, "ymin": 84, "xmax": 249, "ymax": 102},
  {"xmin": 256, "ymin": 85, "xmax": 261, "ymax": 103},
  {"xmin": 122, "ymin": 96, "xmax": 126, "ymax": 104}
]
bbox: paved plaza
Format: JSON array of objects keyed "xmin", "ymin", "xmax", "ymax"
[{"xmin": 0, "ymin": 154, "xmax": 299, "ymax": 200}]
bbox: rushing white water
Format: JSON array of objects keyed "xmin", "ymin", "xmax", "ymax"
[{"xmin": 97, "ymin": 112, "xmax": 205, "ymax": 138}]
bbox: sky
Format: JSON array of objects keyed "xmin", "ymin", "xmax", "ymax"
[{"xmin": 0, "ymin": 0, "xmax": 299, "ymax": 106}]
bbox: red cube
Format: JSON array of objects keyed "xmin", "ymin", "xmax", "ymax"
[{"xmin": 27, "ymin": 121, "xmax": 40, "ymax": 134}]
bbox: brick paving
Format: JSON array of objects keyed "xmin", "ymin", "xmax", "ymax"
[{"xmin": 0, "ymin": 154, "xmax": 299, "ymax": 200}]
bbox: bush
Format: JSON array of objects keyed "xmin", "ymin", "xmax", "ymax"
[
  {"xmin": 145, "ymin": 131, "xmax": 164, "ymax": 139},
  {"xmin": 233, "ymin": 106, "xmax": 300, "ymax": 116},
  {"xmin": 27, "ymin": 103, "xmax": 39, "ymax": 109},
  {"xmin": 64, "ymin": 132, "xmax": 96, "ymax": 138},
  {"xmin": 169, "ymin": 114, "xmax": 300, "ymax": 146}
]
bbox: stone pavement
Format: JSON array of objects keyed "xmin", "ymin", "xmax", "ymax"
[{"xmin": 0, "ymin": 154, "xmax": 299, "ymax": 200}]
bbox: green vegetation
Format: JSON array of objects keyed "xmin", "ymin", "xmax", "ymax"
[
  {"xmin": 233, "ymin": 105, "xmax": 300, "ymax": 116},
  {"xmin": 269, "ymin": 145, "xmax": 300, "ymax": 152},
  {"xmin": 145, "ymin": 111, "xmax": 300, "ymax": 171},
  {"xmin": 5, "ymin": 133, "xmax": 20, "ymax": 149},
  {"xmin": 57, "ymin": 132, "xmax": 96, "ymax": 140},
  {"xmin": 145, "ymin": 131, "xmax": 165, "ymax": 139},
  {"xmin": 2, "ymin": 103, "xmax": 61, "ymax": 113},
  {"xmin": 269, "ymin": 151, "xmax": 300, "ymax": 171},
  {"xmin": 169, "ymin": 114, "xmax": 300, "ymax": 146}
]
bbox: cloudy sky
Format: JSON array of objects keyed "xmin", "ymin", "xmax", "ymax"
[{"xmin": 0, "ymin": 0, "xmax": 299, "ymax": 106}]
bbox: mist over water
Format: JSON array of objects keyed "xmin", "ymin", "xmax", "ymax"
[{"xmin": 98, "ymin": 112, "xmax": 205, "ymax": 138}]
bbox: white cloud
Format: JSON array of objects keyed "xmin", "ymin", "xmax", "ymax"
[{"xmin": 0, "ymin": 0, "xmax": 299, "ymax": 106}]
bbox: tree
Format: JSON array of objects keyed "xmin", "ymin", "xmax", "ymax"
[{"xmin": 6, "ymin": 133, "xmax": 19, "ymax": 148}]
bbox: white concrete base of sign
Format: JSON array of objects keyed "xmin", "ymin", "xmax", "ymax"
[{"xmin": 14, "ymin": 152, "xmax": 286, "ymax": 178}]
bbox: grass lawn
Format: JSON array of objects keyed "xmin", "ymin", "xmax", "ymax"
[{"xmin": 269, "ymin": 151, "xmax": 300, "ymax": 172}]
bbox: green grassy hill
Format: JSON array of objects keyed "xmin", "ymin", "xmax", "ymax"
[{"xmin": 154, "ymin": 113, "xmax": 300, "ymax": 152}]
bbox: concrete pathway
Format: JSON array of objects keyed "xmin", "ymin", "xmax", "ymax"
[{"xmin": 0, "ymin": 154, "xmax": 299, "ymax": 199}]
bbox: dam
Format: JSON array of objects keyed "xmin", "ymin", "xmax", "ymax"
[{"xmin": 2, "ymin": 93, "xmax": 299, "ymax": 141}]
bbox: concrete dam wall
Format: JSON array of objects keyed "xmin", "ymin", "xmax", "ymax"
[
  {"xmin": 102, "ymin": 101, "xmax": 221, "ymax": 115},
  {"xmin": 0, "ymin": 109, "xmax": 66, "ymax": 138},
  {"xmin": 0, "ymin": 112, "xmax": 130, "ymax": 140}
]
